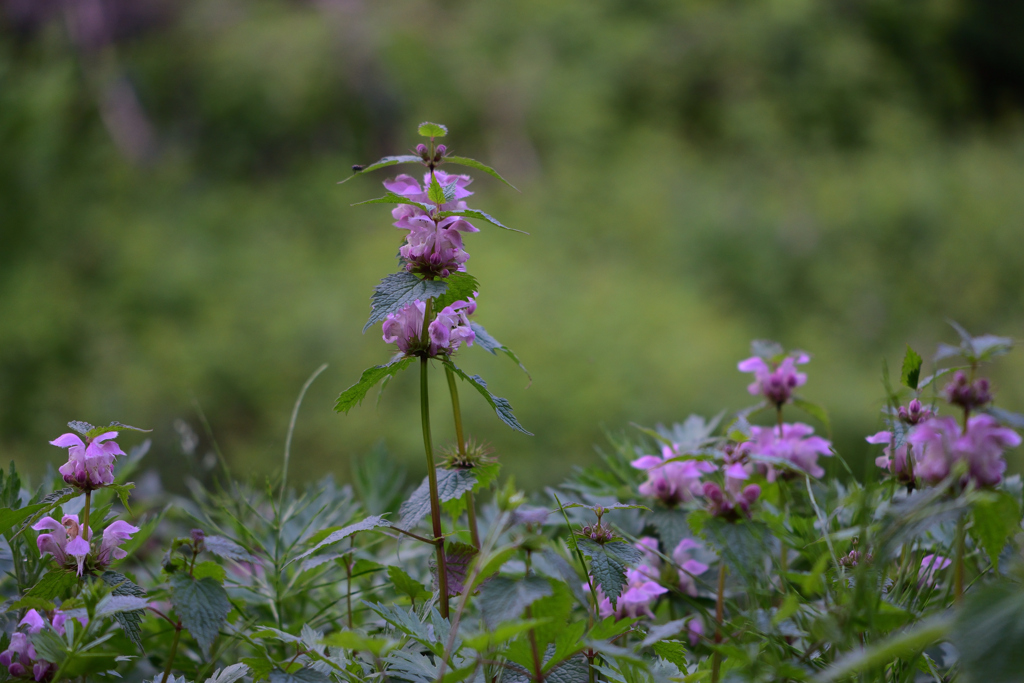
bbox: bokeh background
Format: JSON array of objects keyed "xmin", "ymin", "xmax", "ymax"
[{"xmin": 3, "ymin": 0, "xmax": 1024, "ymax": 489}]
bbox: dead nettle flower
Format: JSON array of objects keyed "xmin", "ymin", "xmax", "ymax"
[
  {"xmin": 381, "ymin": 298, "xmax": 475, "ymax": 358},
  {"xmin": 630, "ymin": 444, "xmax": 716, "ymax": 506},
  {"xmin": 738, "ymin": 351, "xmax": 809, "ymax": 407},
  {"xmin": 385, "ymin": 171, "xmax": 479, "ymax": 278},
  {"xmin": 749, "ymin": 423, "xmax": 832, "ymax": 480},
  {"xmin": 702, "ymin": 463, "xmax": 761, "ymax": 521},
  {"xmin": 33, "ymin": 515, "xmax": 139, "ymax": 576},
  {"xmin": 633, "ymin": 536, "xmax": 709, "ymax": 596},
  {"xmin": 0, "ymin": 609, "xmax": 88, "ymax": 680},
  {"xmin": 898, "ymin": 398, "xmax": 934, "ymax": 425},
  {"xmin": 918, "ymin": 553, "xmax": 952, "ymax": 587},
  {"xmin": 943, "ymin": 371, "xmax": 993, "ymax": 411},
  {"xmin": 50, "ymin": 431, "xmax": 124, "ymax": 490},
  {"xmin": 907, "ymin": 414, "xmax": 1020, "ymax": 487},
  {"xmin": 584, "ymin": 568, "xmax": 668, "ymax": 620},
  {"xmin": 866, "ymin": 430, "xmax": 912, "ymax": 483}
]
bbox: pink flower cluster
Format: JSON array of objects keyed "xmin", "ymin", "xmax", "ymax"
[
  {"xmin": 50, "ymin": 432, "xmax": 123, "ymax": 490},
  {"xmin": 385, "ymin": 171, "xmax": 479, "ymax": 278},
  {"xmin": 918, "ymin": 553, "xmax": 951, "ymax": 587},
  {"xmin": 33, "ymin": 515, "xmax": 139, "ymax": 576},
  {"xmin": 748, "ymin": 423, "xmax": 833, "ymax": 480},
  {"xmin": 630, "ymin": 445, "xmax": 715, "ymax": 506},
  {"xmin": 702, "ymin": 463, "xmax": 762, "ymax": 521},
  {"xmin": 381, "ymin": 299, "xmax": 476, "ymax": 358},
  {"xmin": 1, "ymin": 609, "xmax": 87, "ymax": 680},
  {"xmin": 738, "ymin": 353, "xmax": 809, "ymax": 406}
]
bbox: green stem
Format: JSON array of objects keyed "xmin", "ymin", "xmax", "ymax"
[
  {"xmin": 346, "ymin": 537, "xmax": 354, "ymax": 629},
  {"xmin": 445, "ymin": 366, "xmax": 480, "ymax": 549},
  {"xmin": 81, "ymin": 489, "xmax": 91, "ymax": 539},
  {"xmin": 421, "ymin": 348, "xmax": 450, "ymax": 618},
  {"xmin": 161, "ymin": 623, "xmax": 182, "ymax": 683},
  {"xmin": 711, "ymin": 562, "xmax": 726, "ymax": 683},
  {"xmin": 954, "ymin": 515, "xmax": 966, "ymax": 603}
]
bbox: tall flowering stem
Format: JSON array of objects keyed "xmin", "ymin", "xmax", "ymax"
[
  {"xmin": 445, "ymin": 366, "xmax": 480, "ymax": 549},
  {"xmin": 418, "ymin": 302, "xmax": 450, "ymax": 617}
]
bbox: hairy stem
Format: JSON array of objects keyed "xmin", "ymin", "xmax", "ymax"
[
  {"xmin": 82, "ymin": 489, "xmax": 91, "ymax": 538},
  {"xmin": 160, "ymin": 623, "xmax": 182, "ymax": 683},
  {"xmin": 445, "ymin": 365, "xmax": 480, "ymax": 549},
  {"xmin": 711, "ymin": 562, "xmax": 726, "ymax": 683},
  {"xmin": 420, "ymin": 343, "xmax": 450, "ymax": 617}
]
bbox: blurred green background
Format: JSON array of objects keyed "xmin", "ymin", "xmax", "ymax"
[{"xmin": 3, "ymin": 0, "xmax": 1024, "ymax": 489}]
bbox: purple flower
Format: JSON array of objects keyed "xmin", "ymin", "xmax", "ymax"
[
  {"xmin": 673, "ymin": 538, "xmax": 710, "ymax": 596},
  {"xmin": 381, "ymin": 299, "xmax": 476, "ymax": 358},
  {"xmin": 32, "ymin": 515, "xmax": 138, "ymax": 576},
  {"xmin": 586, "ymin": 568, "xmax": 668, "ymax": 620},
  {"xmin": 749, "ymin": 423, "xmax": 832, "ymax": 479},
  {"xmin": 50, "ymin": 431, "xmax": 123, "ymax": 490},
  {"xmin": 866, "ymin": 431, "xmax": 912, "ymax": 482},
  {"xmin": 898, "ymin": 399, "xmax": 933, "ymax": 425},
  {"xmin": 943, "ymin": 372, "xmax": 993, "ymax": 411},
  {"xmin": 907, "ymin": 415, "xmax": 1020, "ymax": 487},
  {"xmin": 918, "ymin": 554, "xmax": 952, "ymax": 587},
  {"xmin": 737, "ymin": 353, "xmax": 809, "ymax": 406},
  {"xmin": 384, "ymin": 171, "xmax": 479, "ymax": 278},
  {"xmin": 686, "ymin": 617, "xmax": 705, "ymax": 646},
  {"xmin": 702, "ymin": 464, "xmax": 761, "ymax": 520},
  {"xmin": 0, "ymin": 609, "xmax": 86, "ymax": 680},
  {"xmin": 631, "ymin": 445, "xmax": 716, "ymax": 506}
]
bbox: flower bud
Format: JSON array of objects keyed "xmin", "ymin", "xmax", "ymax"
[
  {"xmin": 434, "ymin": 144, "xmax": 447, "ymax": 162},
  {"xmin": 416, "ymin": 143, "xmax": 428, "ymax": 158}
]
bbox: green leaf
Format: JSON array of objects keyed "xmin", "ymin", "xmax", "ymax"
[
  {"xmin": 970, "ymin": 491, "xmax": 1020, "ymax": 568},
  {"xmin": 442, "ymin": 360, "xmax": 532, "ymax": 434},
  {"xmin": 335, "ymin": 358, "xmax": 415, "ymax": 413},
  {"xmin": 169, "ymin": 572, "xmax": 231, "ymax": 655},
  {"xmin": 646, "ymin": 507, "xmax": 690, "ymax": 555},
  {"xmin": 203, "ymin": 534, "xmax": 257, "ymax": 563},
  {"xmin": 791, "ymin": 397, "xmax": 831, "ymax": 434},
  {"xmin": 364, "ymin": 271, "xmax": 449, "ymax": 333},
  {"xmin": 588, "ymin": 615, "xmax": 638, "ymax": 641},
  {"xmin": 418, "ymin": 122, "xmax": 448, "ymax": 138},
  {"xmin": 469, "ymin": 321, "xmax": 530, "ymax": 380},
  {"xmin": 652, "ymin": 641, "xmax": 687, "ymax": 669},
  {"xmin": 26, "ymin": 569, "xmax": 77, "ymax": 601},
  {"xmin": 982, "ymin": 406, "xmax": 1024, "ymax": 430},
  {"xmin": 578, "ymin": 539, "xmax": 634, "ymax": 607},
  {"xmin": 428, "ymin": 173, "xmax": 447, "ymax": 204},
  {"xmin": 444, "ymin": 541, "xmax": 478, "ymax": 595},
  {"xmin": 205, "ymin": 663, "xmax": 251, "ymax": 683},
  {"xmin": 99, "ymin": 570, "xmax": 147, "ymax": 649},
  {"xmin": 30, "ymin": 629, "xmax": 69, "ymax": 665},
  {"xmin": 436, "ymin": 208, "xmax": 526, "ymax": 234},
  {"xmin": 10, "ymin": 597, "xmax": 56, "ymax": 611},
  {"xmin": 84, "ymin": 421, "xmax": 151, "ymax": 439},
  {"xmin": 242, "ymin": 658, "xmax": 275, "ymax": 683},
  {"xmin": 338, "ymin": 155, "xmax": 424, "ymax": 184},
  {"xmin": 68, "ymin": 420, "xmax": 94, "ymax": 435},
  {"xmin": 442, "ymin": 156, "xmax": 519, "ymax": 191},
  {"xmin": 478, "ymin": 576, "xmax": 553, "ymax": 629},
  {"xmin": 108, "ymin": 482, "xmax": 134, "ymax": 513},
  {"xmin": 291, "ymin": 515, "xmax": 391, "ymax": 564},
  {"xmin": 951, "ymin": 581, "xmax": 1024, "ymax": 683},
  {"xmin": 269, "ymin": 668, "xmax": 331, "ymax": 683},
  {"xmin": 701, "ymin": 519, "xmax": 771, "ymax": 586},
  {"xmin": 400, "ymin": 468, "xmax": 477, "ymax": 527},
  {"xmin": 352, "ymin": 191, "xmax": 432, "ymax": 211},
  {"xmin": 0, "ymin": 503, "xmax": 47, "ymax": 537},
  {"xmin": 193, "ymin": 560, "xmax": 227, "ymax": 582},
  {"xmin": 434, "ymin": 272, "xmax": 479, "ymax": 310},
  {"xmin": 322, "ymin": 631, "xmax": 396, "ymax": 656},
  {"xmin": 901, "ymin": 345, "xmax": 923, "ymax": 390},
  {"xmin": 529, "ymin": 582, "xmax": 575, "ymax": 649},
  {"xmin": 463, "ymin": 619, "xmax": 551, "ymax": 651},
  {"xmin": 388, "ymin": 565, "xmax": 432, "ymax": 602},
  {"xmin": 814, "ymin": 615, "xmax": 952, "ymax": 683}
]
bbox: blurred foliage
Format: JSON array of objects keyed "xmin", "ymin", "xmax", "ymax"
[{"xmin": 2, "ymin": 0, "xmax": 1024, "ymax": 488}]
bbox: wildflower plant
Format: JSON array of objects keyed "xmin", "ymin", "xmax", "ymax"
[{"xmin": 1, "ymin": 126, "xmax": 1024, "ymax": 683}]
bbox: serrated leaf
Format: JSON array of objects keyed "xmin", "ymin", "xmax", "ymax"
[
  {"xmin": 442, "ymin": 156, "xmax": 519, "ymax": 191},
  {"xmin": 469, "ymin": 321, "xmax": 530, "ymax": 380},
  {"xmin": 646, "ymin": 508, "xmax": 690, "ymax": 555},
  {"xmin": 10, "ymin": 597, "xmax": 56, "ymax": 611},
  {"xmin": 443, "ymin": 542, "xmax": 478, "ymax": 595},
  {"xmin": 364, "ymin": 271, "xmax": 449, "ymax": 333},
  {"xmin": 652, "ymin": 641, "xmax": 687, "ymax": 669},
  {"xmin": 243, "ymin": 658, "xmax": 275, "ymax": 683},
  {"xmin": 442, "ymin": 361, "xmax": 532, "ymax": 434},
  {"xmin": 322, "ymin": 631, "xmax": 396, "ymax": 656},
  {"xmin": 479, "ymin": 576, "xmax": 553, "ymax": 629},
  {"xmin": 434, "ymin": 272, "xmax": 478, "ymax": 311},
  {"xmin": 338, "ymin": 155, "xmax": 424, "ymax": 184},
  {"xmin": 169, "ymin": 573, "xmax": 231, "ymax": 655},
  {"xmin": 791, "ymin": 397, "xmax": 831, "ymax": 433},
  {"xmin": 901, "ymin": 345, "xmax": 923, "ymax": 390},
  {"xmin": 0, "ymin": 503, "xmax": 47, "ymax": 537},
  {"xmin": 463, "ymin": 619, "xmax": 551, "ymax": 651},
  {"xmin": 18, "ymin": 487, "xmax": 78, "ymax": 535},
  {"xmin": 68, "ymin": 420, "xmax": 95, "ymax": 435},
  {"xmin": 428, "ymin": 173, "xmax": 446, "ymax": 205},
  {"xmin": 335, "ymin": 358, "xmax": 415, "ymax": 413},
  {"xmin": 26, "ymin": 569, "xmax": 77, "ymax": 600},
  {"xmin": 30, "ymin": 629, "xmax": 68, "ymax": 664},
  {"xmin": 530, "ymin": 582, "xmax": 575, "ymax": 649},
  {"xmin": 85, "ymin": 422, "xmax": 152, "ymax": 439},
  {"xmin": 436, "ymin": 208, "xmax": 526, "ymax": 234},
  {"xmin": 193, "ymin": 560, "xmax": 227, "ymax": 582},
  {"xmin": 269, "ymin": 668, "xmax": 331, "ymax": 683},
  {"xmin": 352, "ymin": 191, "xmax": 432, "ymax": 211},
  {"xmin": 96, "ymin": 595, "xmax": 150, "ymax": 616},
  {"xmin": 578, "ymin": 539, "xmax": 629, "ymax": 607},
  {"xmin": 204, "ymin": 535, "xmax": 257, "ymax": 563},
  {"xmin": 970, "ymin": 491, "xmax": 1020, "ymax": 568},
  {"xmin": 291, "ymin": 515, "xmax": 391, "ymax": 564},
  {"xmin": 418, "ymin": 122, "xmax": 448, "ymax": 138},
  {"xmin": 544, "ymin": 621, "xmax": 587, "ymax": 673},
  {"xmin": 109, "ymin": 483, "xmax": 135, "ymax": 513},
  {"xmin": 544, "ymin": 655, "xmax": 589, "ymax": 683},
  {"xmin": 100, "ymin": 570, "xmax": 147, "ymax": 648},
  {"xmin": 400, "ymin": 468, "xmax": 477, "ymax": 527},
  {"xmin": 701, "ymin": 519, "xmax": 770, "ymax": 586},
  {"xmin": 205, "ymin": 663, "xmax": 250, "ymax": 683},
  {"xmin": 388, "ymin": 565, "xmax": 432, "ymax": 601},
  {"xmin": 750, "ymin": 340, "xmax": 784, "ymax": 361}
]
